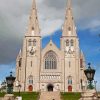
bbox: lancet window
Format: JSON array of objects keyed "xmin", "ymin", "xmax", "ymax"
[
  {"xmin": 66, "ymin": 39, "xmax": 69, "ymax": 46},
  {"xmin": 33, "ymin": 39, "xmax": 36, "ymax": 46},
  {"xmin": 70, "ymin": 39, "xmax": 74, "ymax": 46},
  {"xmin": 18, "ymin": 58, "xmax": 22, "ymax": 67},
  {"xmin": 68, "ymin": 76, "xmax": 72, "ymax": 85},
  {"xmin": 28, "ymin": 39, "xmax": 32, "ymax": 46},
  {"xmin": 28, "ymin": 75, "xmax": 33, "ymax": 84},
  {"xmin": 28, "ymin": 39, "xmax": 36, "ymax": 46}
]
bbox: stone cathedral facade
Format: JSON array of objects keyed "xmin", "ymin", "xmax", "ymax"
[{"xmin": 15, "ymin": 0, "xmax": 87, "ymax": 92}]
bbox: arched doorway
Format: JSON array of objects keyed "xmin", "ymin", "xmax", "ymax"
[
  {"xmin": 28, "ymin": 85, "xmax": 33, "ymax": 92},
  {"xmin": 47, "ymin": 84, "xmax": 54, "ymax": 92},
  {"xmin": 68, "ymin": 85, "xmax": 72, "ymax": 92}
]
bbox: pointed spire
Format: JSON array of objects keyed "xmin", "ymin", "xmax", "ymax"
[
  {"xmin": 25, "ymin": 0, "xmax": 40, "ymax": 37},
  {"xmin": 67, "ymin": 0, "xmax": 71, "ymax": 9},
  {"xmin": 62, "ymin": 0, "xmax": 77, "ymax": 37}
]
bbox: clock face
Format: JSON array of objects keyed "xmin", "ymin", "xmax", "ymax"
[
  {"xmin": 65, "ymin": 46, "xmax": 74, "ymax": 54},
  {"xmin": 28, "ymin": 46, "xmax": 36, "ymax": 55}
]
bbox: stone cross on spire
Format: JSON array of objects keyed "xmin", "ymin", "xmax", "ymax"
[
  {"xmin": 62, "ymin": 0, "xmax": 77, "ymax": 37},
  {"xmin": 25, "ymin": 0, "xmax": 40, "ymax": 37}
]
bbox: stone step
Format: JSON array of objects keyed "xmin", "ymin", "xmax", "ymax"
[{"xmin": 39, "ymin": 91, "xmax": 61, "ymax": 100}]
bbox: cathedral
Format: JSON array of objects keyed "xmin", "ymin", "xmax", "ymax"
[{"xmin": 15, "ymin": 0, "xmax": 87, "ymax": 92}]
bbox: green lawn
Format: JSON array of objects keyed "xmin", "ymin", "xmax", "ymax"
[
  {"xmin": 61, "ymin": 92, "xmax": 81, "ymax": 100},
  {"xmin": 0, "ymin": 92, "xmax": 81, "ymax": 100},
  {"xmin": 14, "ymin": 92, "xmax": 39, "ymax": 100},
  {"xmin": 0, "ymin": 92, "xmax": 6, "ymax": 97},
  {"xmin": 0, "ymin": 92, "xmax": 39, "ymax": 100}
]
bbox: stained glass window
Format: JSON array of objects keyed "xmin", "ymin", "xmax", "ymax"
[{"xmin": 45, "ymin": 51, "xmax": 57, "ymax": 69}]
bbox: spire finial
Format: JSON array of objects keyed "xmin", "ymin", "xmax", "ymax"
[
  {"xmin": 67, "ymin": 0, "xmax": 72, "ymax": 9},
  {"xmin": 32, "ymin": 0, "xmax": 36, "ymax": 9},
  {"xmin": 25, "ymin": 0, "xmax": 40, "ymax": 36},
  {"xmin": 62, "ymin": 0, "xmax": 77, "ymax": 37}
]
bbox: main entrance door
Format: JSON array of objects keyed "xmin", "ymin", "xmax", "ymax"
[
  {"xmin": 47, "ymin": 84, "xmax": 54, "ymax": 92},
  {"xmin": 28, "ymin": 85, "xmax": 33, "ymax": 92}
]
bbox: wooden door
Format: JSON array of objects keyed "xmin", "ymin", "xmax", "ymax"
[
  {"xmin": 28, "ymin": 85, "xmax": 33, "ymax": 92},
  {"xmin": 68, "ymin": 85, "xmax": 72, "ymax": 92}
]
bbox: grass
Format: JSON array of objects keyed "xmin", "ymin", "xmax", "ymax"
[
  {"xmin": 14, "ymin": 92, "xmax": 39, "ymax": 100},
  {"xmin": 61, "ymin": 92, "xmax": 81, "ymax": 100},
  {"xmin": 0, "ymin": 92, "xmax": 81, "ymax": 100},
  {"xmin": 0, "ymin": 92, "xmax": 6, "ymax": 97},
  {"xmin": 0, "ymin": 92, "xmax": 39, "ymax": 100}
]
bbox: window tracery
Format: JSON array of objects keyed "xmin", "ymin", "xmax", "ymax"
[
  {"xmin": 66, "ymin": 40, "xmax": 69, "ymax": 46},
  {"xmin": 70, "ymin": 39, "xmax": 74, "ymax": 46},
  {"xmin": 44, "ymin": 51, "xmax": 57, "ymax": 69},
  {"xmin": 33, "ymin": 39, "xmax": 36, "ymax": 46},
  {"xmin": 28, "ymin": 39, "xmax": 36, "ymax": 46}
]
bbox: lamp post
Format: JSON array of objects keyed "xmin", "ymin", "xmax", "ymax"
[
  {"xmin": 84, "ymin": 63, "xmax": 95, "ymax": 89},
  {"xmin": 80, "ymin": 63, "xmax": 98, "ymax": 100},
  {"xmin": 6, "ymin": 72, "xmax": 16, "ymax": 94}
]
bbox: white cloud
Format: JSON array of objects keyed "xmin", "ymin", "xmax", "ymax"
[
  {"xmin": 0, "ymin": 0, "xmax": 100, "ymax": 63},
  {"xmin": 40, "ymin": 19, "xmax": 63, "ymax": 37}
]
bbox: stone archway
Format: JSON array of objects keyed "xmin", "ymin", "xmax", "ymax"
[{"xmin": 47, "ymin": 84, "xmax": 54, "ymax": 92}]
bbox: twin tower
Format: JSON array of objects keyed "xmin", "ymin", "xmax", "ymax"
[{"xmin": 15, "ymin": 0, "xmax": 87, "ymax": 92}]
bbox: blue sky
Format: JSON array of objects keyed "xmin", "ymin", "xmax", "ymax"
[
  {"xmin": 41, "ymin": 28, "xmax": 100, "ymax": 91},
  {"xmin": 0, "ymin": 0, "xmax": 100, "ymax": 91},
  {"xmin": 0, "ymin": 28, "xmax": 100, "ymax": 90}
]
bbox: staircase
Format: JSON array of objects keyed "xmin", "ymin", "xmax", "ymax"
[{"xmin": 39, "ymin": 91, "xmax": 61, "ymax": 100}]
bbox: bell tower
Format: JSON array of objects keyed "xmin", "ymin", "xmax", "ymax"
[
  {"xmin": 61, "ymin": 0, "xmax": 81, "ymax": 92},
  {"xmin": 20, "ymin": 0, "xmax": 41, "ymax": 91},
  {"xmin": 61, "ymin": 0, "xmax": 79, "ymax": 56}
]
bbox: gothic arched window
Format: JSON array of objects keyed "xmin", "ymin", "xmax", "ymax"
[
  {"xmin": 28, "ymin": 75, "xmax": 33, "ymax": 84},
  {"xmin": 68, "ymin": 27, "xmax": 71, "ymax": 31},
  {"xmin": 32, "ymin": 27, "xmax": 34, "ymax": 30},
  {"xmin": 44, "ymin": 51, "xmax": 57, "ymax": 69},
  {"xmin": 66, "ymin": 40, "xmax": 69, "ymax": 46},
  {"xmin": 18, "ymin": 58, "xmax": 22, "ymax": 67},
  {"xmin": 33, "ymin": 39, "xmax": 36, "ymax": 46},
  {"xmin": 28, "ymin": 39, "xmax": 32, "ymax": 46},
  {"xmin": 70, "ymin": 39, "xmax": 74, "ymax": 46},
  {"xmin": 68, "ymin": 76, "xmax": 72, "ymax": 85}
]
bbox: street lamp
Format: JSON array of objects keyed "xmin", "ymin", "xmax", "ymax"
[
  {"xmin": 84, "ymin": 63, "xmax": 95, "ymax": 89},
  {"xmin": 6, "ymin": 72, "xmax": 16, "ymax": 94}
]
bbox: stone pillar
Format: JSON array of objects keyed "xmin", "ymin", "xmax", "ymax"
[{"xmin": 79, "ymin": 89, "xmax": 98, "ymax": 100}]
